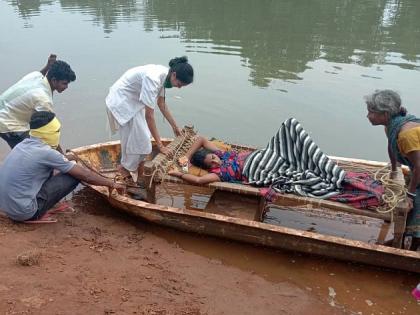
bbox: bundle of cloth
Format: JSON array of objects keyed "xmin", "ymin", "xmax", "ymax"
[{"xmin": 243, "ymin": 118, "xmax": 383, "ymax": 208}]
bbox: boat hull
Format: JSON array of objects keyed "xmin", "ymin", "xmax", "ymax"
[
  {"xmin": 91, "ymin": 184, "xmax": 420, "ymax": 273},
  {"xmin": 72, "ymin": 140, "xmax": 420, "ymax": 273}
]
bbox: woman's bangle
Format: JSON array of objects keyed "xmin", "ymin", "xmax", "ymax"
[{"xmin": 407, "ymin": 191, "xmax": 417, "ymax": 200}]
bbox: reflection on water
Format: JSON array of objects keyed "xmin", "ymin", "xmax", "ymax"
[
  {"xmin": 146, "ymin": 0, "xmax": 420, "ymax": 85},
  {"xmin": 6, "ymin": 0, "xmax": 420, "ymax": 87},
  {"xmin": 7, "ymin": 0, "xmax": 54, "ymax": 19},
  {"xmin": 8, "ymin": 0, "xmax": 142, "ymax": 33},
  {"xmin": 60, "ymin": 0, "xmax": 142, "ymax": 34}
]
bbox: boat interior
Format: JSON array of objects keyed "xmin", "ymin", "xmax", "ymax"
[{"xmin": 71, "ymin": 128, "xmax": 410, "ymax": 249}]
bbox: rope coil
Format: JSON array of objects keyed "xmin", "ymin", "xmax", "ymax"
[{"xmin": 334, "ymin": 160, "xmax": 407, "ymax": 217}]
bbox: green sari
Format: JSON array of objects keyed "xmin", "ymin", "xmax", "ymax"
[{"xmin": 387, "ymin": 114, "xmax": 420, "ymax": 238}]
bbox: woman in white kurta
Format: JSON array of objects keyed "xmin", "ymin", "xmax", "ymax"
[{"xmin": 106, "ymin": 56, "xmax": 194, "ymax": 181}]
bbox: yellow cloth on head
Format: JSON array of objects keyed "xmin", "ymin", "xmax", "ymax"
[
  {"xmin": 30, "ymin": 117, "xmax": 61, "ymax": 148},
  {"xmin": 397, "ymin": 126, "xmax": 420, "ymax": 156}
]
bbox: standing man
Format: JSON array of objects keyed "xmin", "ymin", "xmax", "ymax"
[
  {"xmin": 0, "ymin": 111, "xmax": 125, "ymax": 223},
  {"xmin": 0, "ymin": 55, "xmax": 76, "ymax": 149}
]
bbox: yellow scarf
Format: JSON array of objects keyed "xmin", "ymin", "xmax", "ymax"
[{"xmin": 30, "ymin": 117, "xmax": 61, "ymax": 149}]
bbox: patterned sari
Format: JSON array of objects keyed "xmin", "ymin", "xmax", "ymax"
[
  {"xmin": 387, "ymin": 114, "xmax": 420, "ymax": 238},
  {"xmin": 209, "ymin": 150, "xmax": 251, "ymax": 183}
]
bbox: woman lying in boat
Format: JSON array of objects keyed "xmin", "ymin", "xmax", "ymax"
[
  {"xmin": 365, "ymin": 89, "xmax": 420, "ymax": 250},
  {"xmin": 169, "ymin": 136, "xmax": 251, "ymax": 184},
  {"xmin": 169, "ymin": 118, "xmax": 384, "ymax": 208}
]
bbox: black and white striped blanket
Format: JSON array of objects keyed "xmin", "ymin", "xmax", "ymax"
[{"xmin": 242, "ymin": 118, "xmax": 346, "ymax": 199}]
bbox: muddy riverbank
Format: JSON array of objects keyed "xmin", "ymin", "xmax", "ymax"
[
  {"xmin": 0, "ymin": 186, "xmax": 418, "ymax": 315},
  {"xmin": 1, "ymin": 189, "xmax": 347, "ymax": 315}
]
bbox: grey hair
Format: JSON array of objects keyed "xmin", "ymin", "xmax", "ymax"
[{"xmin": 364, "ymin": 89, "xmax": 401, "ymax": 116}]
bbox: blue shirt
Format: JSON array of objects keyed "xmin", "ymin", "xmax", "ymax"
[{"xmin": 0, "ymin": 137, "xmax": 75, "ymax": 221}]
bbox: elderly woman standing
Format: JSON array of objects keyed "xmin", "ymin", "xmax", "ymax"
[
  {"xmin": 106, "ymin": 56, "xmax": 194, "ymax": 183},
  {"xmin": 365, "ymin": 90, "xmax": 420, "ymax": 250}
]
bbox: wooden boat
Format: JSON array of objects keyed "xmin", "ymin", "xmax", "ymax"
[{"xmin": 70, "ymin": 132, "xmax": 420, "ymax": 273}]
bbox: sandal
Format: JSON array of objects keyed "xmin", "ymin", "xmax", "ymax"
[
  {"xmin": 24, "ymin": 216, "xmax": 58, "ymax": 224},
  {"xmin": 48, "ymin": 202, "xmax": 75, "ymax": 214}
]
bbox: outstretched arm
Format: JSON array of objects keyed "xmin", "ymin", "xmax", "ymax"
[
  {"xmin": 385, "ymin": 126, "xmax": 400, "ymax": 173},
  {"xmin": 157, "ymin": 96, "xmax": 182, "ymax": 136},
  {"xmin": 40, "ymin": 54, "xmax": 57, "ymax": 76},
  {"xmin": 388, "ymin": 142, "xmax": 399, "ymax": 172},
  {"xmin": 168, "ymin": 169, "xmax": 220, "ymax": 184},
  {"xmin": 184, "ymin": 136, "xmax": 220, "ymax": 161},
  {"xmin": 172, "ymin": 136, "xmax": 222, "ymax": 184},
  {"xmin": 68, "ymin": 164, "xmax": 125, "ymax": 194},
  {"xmin": 56, "ymin": 144, "xmax": 64, "ymax": 154},
  {"xmin": 145, "ymin": 106, "xmax": 169, "ymax": 155}
]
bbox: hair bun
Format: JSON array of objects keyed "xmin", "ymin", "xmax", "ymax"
[
  {"xmin": 400, "ymin": 106, "xmax": 407, "ymax": 116},
  {"xmin": 169, "ymin": 56, "xmax": 188, "ymax": 68}
]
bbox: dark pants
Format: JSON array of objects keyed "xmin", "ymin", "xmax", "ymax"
[
  {"xmin": 0, "ymin": 131, "xmax": 30, "ymax": 148},
  {"xmin": 29, "ymin": 174, "xmax": 80, "ymax": 220}
]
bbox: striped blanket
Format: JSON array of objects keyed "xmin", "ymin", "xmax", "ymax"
[{"xmin": 242, "ymin": 118, "xmax": 346, "ymax": 199}]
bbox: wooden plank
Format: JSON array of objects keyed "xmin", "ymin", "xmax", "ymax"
[
  {"xmin": 256, "ymin": 196, "xmax": 266, "ymax": 222},
  {"xmin": 377, "ymin": 222, "xmax": 392, "ymax": 245},
  {"xmin": 273, "ymin": 193, "xmax": 390, "ymax": 221},
  {"xmin": 388, "ymin": 167, "xmax": 410, "ymax": 248},
  {"xmin": 71, "ymin": 139, "xmax": 172, "ymax": 152},
  {"xmin": 329, "ymin": 155, "xmax": 410, "ymax": 174},
  {"xmin": 392, "ymin": 200, "xmax": 409, "ymax": 249}
]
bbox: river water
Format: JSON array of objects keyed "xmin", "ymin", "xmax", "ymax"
[{"xmin": 1, "ymin": 0, "xmax": 419, "ymax": 313}]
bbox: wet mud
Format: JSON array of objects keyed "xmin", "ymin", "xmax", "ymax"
[{"xmin": 1, "ymin": 188, "xmax": 346, "ymax": 315}]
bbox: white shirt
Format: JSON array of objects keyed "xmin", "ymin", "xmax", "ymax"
[
  {"xmin": 105, "ymin": 65, "xmax": 168, "ymax": 155},
  {"xmin": 0, "ymin": 72, "xmax": 53, "ymax": 133},
  {"xmin": 106, "ymin": 64, "xmax": 167, "ymax": 127}
]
